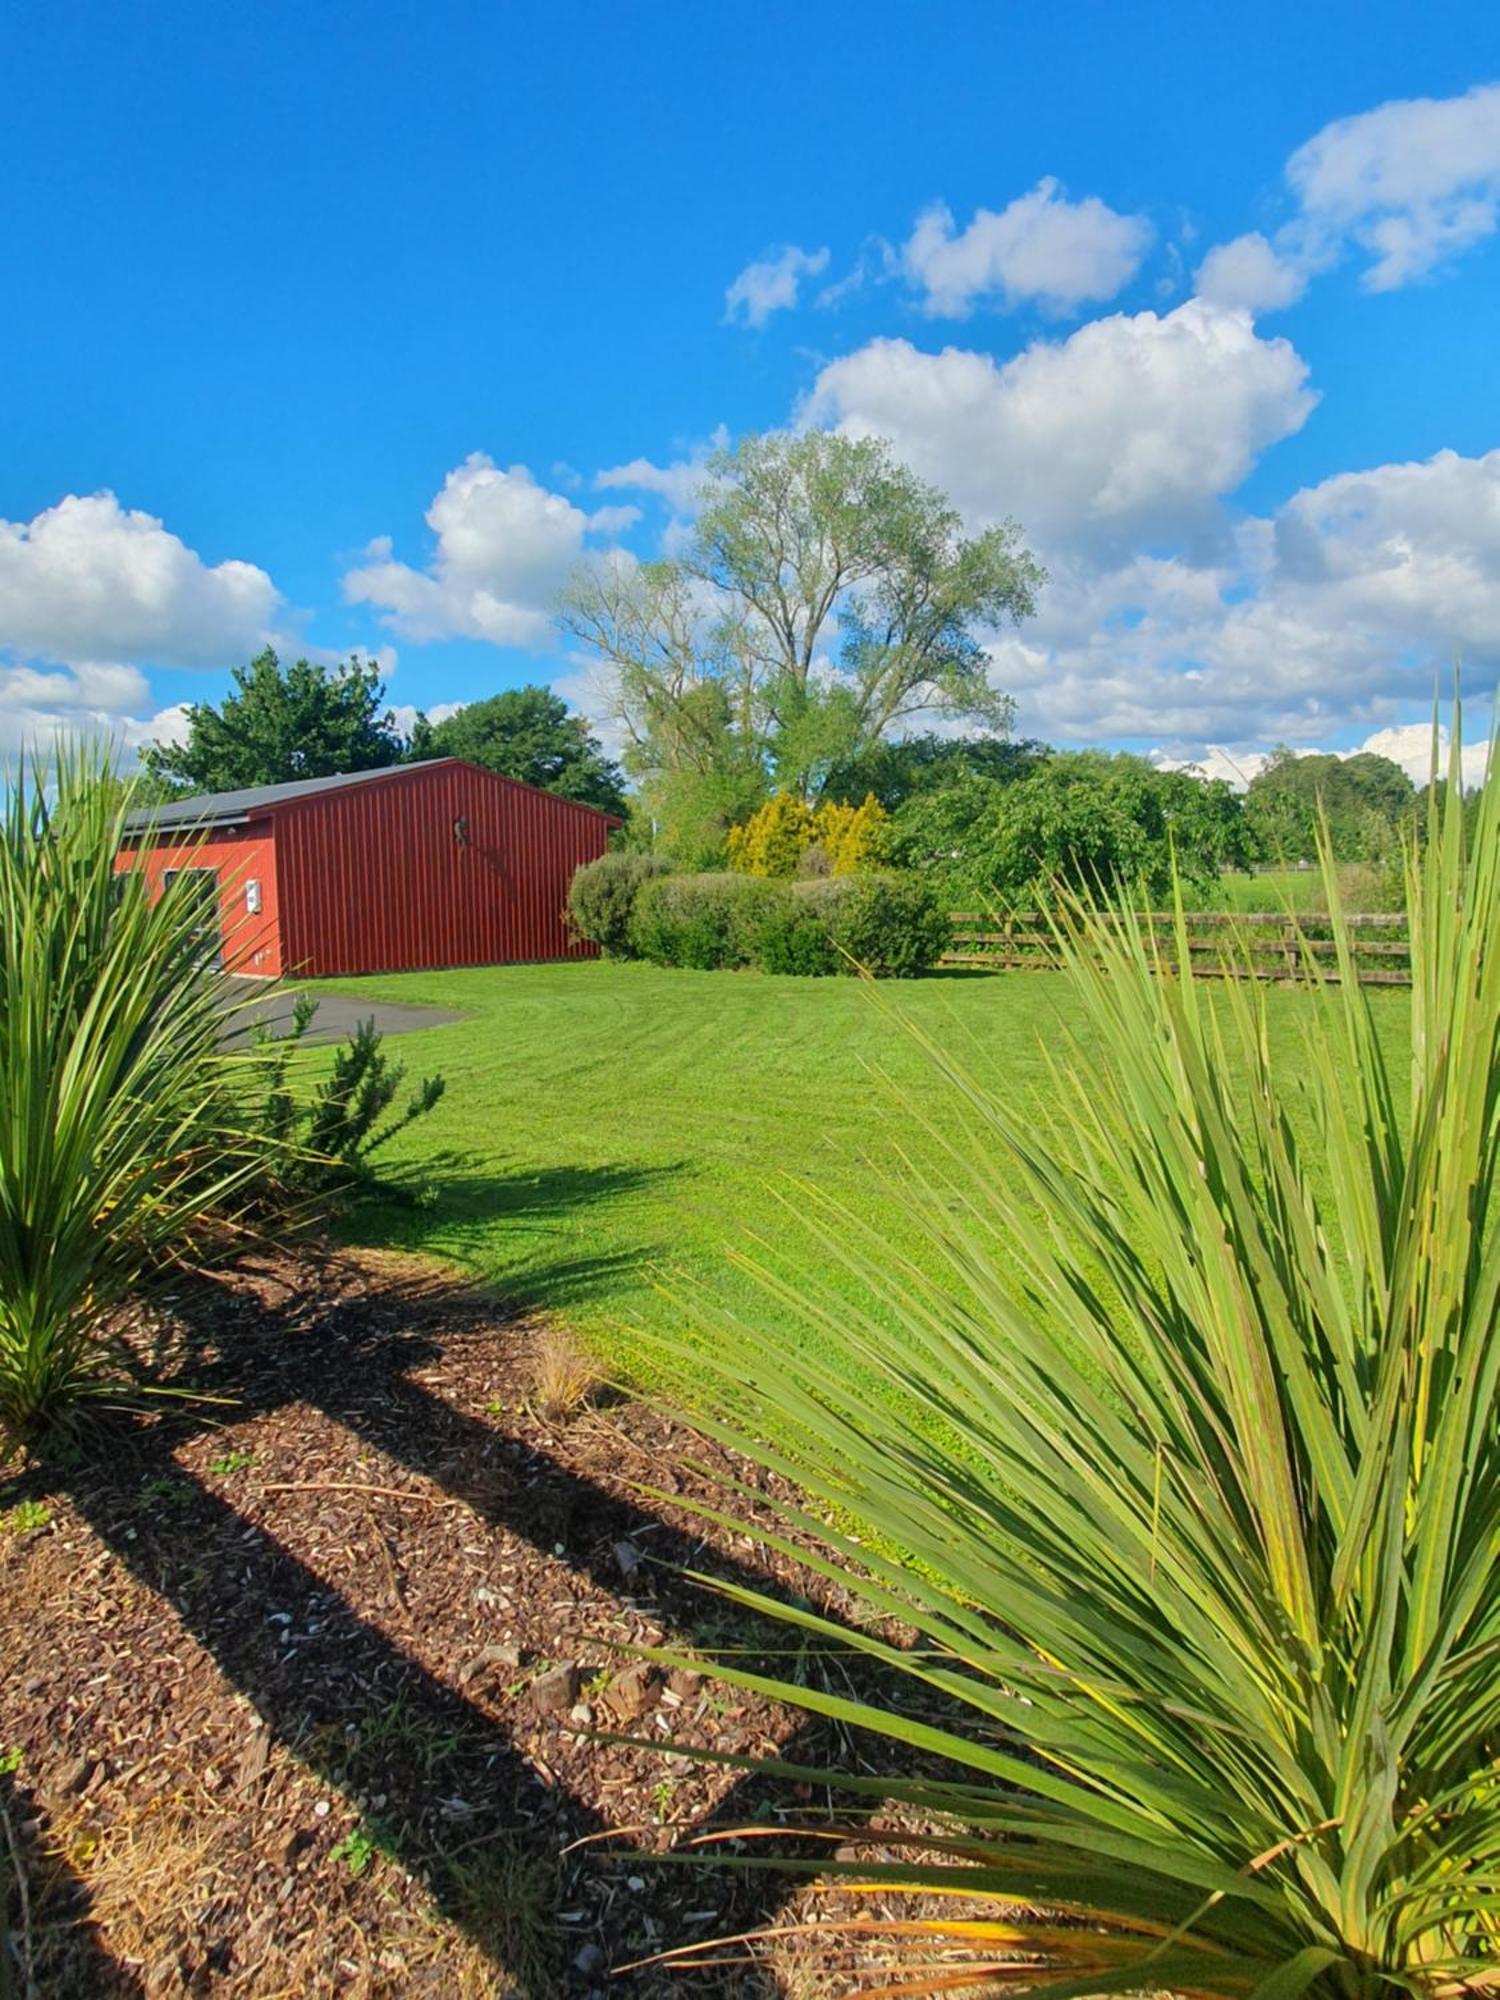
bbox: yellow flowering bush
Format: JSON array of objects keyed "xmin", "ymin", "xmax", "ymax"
[
  {"xmin": 818, "ymin": 793, "xmax": 888, "ymax": 875},
  {"xmin": 728, "ymin": 791, "xmax": 888, "ymax": 877}
]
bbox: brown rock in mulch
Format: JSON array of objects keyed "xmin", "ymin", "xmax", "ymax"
[
  {"xmin": 599, "ymin": 1662, "xmax": 660, "ymax": 1726},
  {"xmin": 529, "ymin": 1662, "xmax": 584, "ymax": 1716},
  {"xmin": 0, "ymin": 1246, "xmax": 1001, "ymax": 1997}
]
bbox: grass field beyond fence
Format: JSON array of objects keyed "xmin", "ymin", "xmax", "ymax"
[
  {"xmin": 944, "ymin": 908, "xmax": 1412, "ymax": 982},
  {"xmin": 316, "ymin": 959, "xmax": 1411, "ymax": 1370}
]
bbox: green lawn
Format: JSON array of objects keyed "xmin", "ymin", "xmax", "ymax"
[
  {"xmin": 312, "ymin": 958, "xmax": 1410, "ymax": 1371},
  {"xmin": 1211, "ymin": 866, "xmax": 1394, "ymax": 913}
]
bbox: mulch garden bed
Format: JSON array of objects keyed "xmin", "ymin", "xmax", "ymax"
[{"xmin": 1, "ymin": 1248, "xmax": 997, "ymax": 1998}]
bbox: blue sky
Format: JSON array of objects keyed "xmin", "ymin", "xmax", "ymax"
[{"xmin": 3, "ymin": 0, "xmax": 1498, "ymax": 783}]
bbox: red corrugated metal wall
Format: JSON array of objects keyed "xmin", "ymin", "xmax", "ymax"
[
  {"xmin": 275, "ymin": 761, "xmax": 612, "ymax": 977},
  {"xmin": 116, "ymin": 822, "xmax": 283, "ymax": 976}
]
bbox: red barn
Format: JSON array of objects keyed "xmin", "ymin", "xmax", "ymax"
[{"xmin": 119, "ymin": 758, "xmax": 618, "ymax": 978}]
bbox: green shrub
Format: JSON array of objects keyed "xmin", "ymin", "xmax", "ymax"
[
  {"xmin": 629, "ymin": 870, "xmax": 948, "ymax": 977},
  {"xmin": 793, "ymin": 871, "xmax": 950, "ymax": 976},
  {"xmin": 566, "ymin": 852, "xmax": 673, "ymax": 957},
  {"xmin": 750, "ymin": 892, "xmax": 841, "ymax": 976},
  {"xmin": 250, "ymin": 999, "xmax": 446, "ymax": 1196},
  {"xmin": 0, "ymin": 749, "xmax": 290, "ymax": 1455},
  {"xmin": 651, "ymin": 730, "xmax": 1500, "ymax": 1995},
  {"xmin": 629, "ymin": 873, "xmax": 777, "ymax": 970}
]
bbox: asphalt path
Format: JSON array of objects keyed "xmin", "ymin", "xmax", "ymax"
[{"xmin": 224, "ymin": 980, "xmax": 464, "ymax": 1044}]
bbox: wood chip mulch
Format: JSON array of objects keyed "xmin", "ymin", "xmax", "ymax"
[{"xmin": 0, "ymin": 1248, "xmax": 997, "ymax": 1999}]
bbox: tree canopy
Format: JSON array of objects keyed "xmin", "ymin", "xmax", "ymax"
[
  {"xmin": 409, "ymin": 686, "xmax": 626, "ymax": 814},
  {"xmin": 1244, "ymin": 747, "xmax": 1416, "ymax": 862},
  {"xmin": 877, "ymin": 751, "xmax": 1254, "ymax": 906},
  {"xmin": 820, "ymin": 731, "xmax": 1048, "ymax": 809},
  {"xmin": 144, "ymin": 650, "xmax": 404, "ymax": 794},
  {"xmin": 559, "ymin": 430, "xmax": 1044, "ymax": 825}
]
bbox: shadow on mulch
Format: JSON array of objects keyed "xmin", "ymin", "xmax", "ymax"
[
  {"xmin": 1, "ymin": 1770, "xmax": 145, "ymax": 1997},
  {"xmin": 2, "ymin": 1247, "xmax": 930, "ymax": 1997}
]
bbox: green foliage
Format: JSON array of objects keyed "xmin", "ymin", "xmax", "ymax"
[
  {"xmin": 0, "ymin": 749, "xmax": 288, "ymax": 1454},
  {"xmin": 692, "ymin": 431, "xmax": 1040, "ymax": 792},
  {"xmin": 207, "ymin": 1449, "xmax": 254, "ymax": 1477},
  {"xmin": 628, "ymin": 873, "xmax": 782, "ymax": 971},
  {"xmin": 1417, "ymin": 776, "xmax": 1486, "ymax": 853},
  {"xmin": 650, "ymin": 727, "xmax": 1500, "ymax": 1996},
  {"xmin": 444, "ymin": 1837, "xmax": 558, "ymax": 1991},
  {"xmin": 747, "ymin": 889, "xmax": 842, "ymax": 976},
  {"xmin": 625, "ymin": 761, "xmax": 769, "ymax": 870},
  {"xmin": 144, "ymin": 649, "xmax": 404, "ymax": 794},
  {"xmin": 1246, "ymin": 746, "xmax": 1416, "ymax": 864},
  {"xmin": 249, "ymin": 1003, "xmax": 446, "ymax": 1196},
  {"xmin": 329, "ymin": 1826, "xmax": 377, "ymax": 1877},
  {"xmin": 820, "ymin": 730, "xmax": 1047, "ymax": 809},
  {"xmin": 1, "ymin": 1500, "xmax": 50, "ymax": 1535},
  {"xmin": 565, "ymin": 851, "xmax": 674, "ymax": 955},
  {"xmin": 305, "ymin": 1021, "xmax": 446, "ymax": 1183},
  {"xmin": 411, "ymin": 685, "xmax": 627, "ymax": 815},
  {"xmin": 560, "ymin": 430, "xmax": 1042, "ymax": 808},
  {"xmin": 792, "ymin": 872, "xmax": 951, "ymax": 977},
  {"xmin": 627, "ymin": 869, "xmax": 947, "ymax": 977},
  {"xmin": 879, "ymin": 750, "xmax": 1252, "ymax": 905},
  {"xmin": 873, "ymin": 765, "xmax": 1012, "ymax": 887}
]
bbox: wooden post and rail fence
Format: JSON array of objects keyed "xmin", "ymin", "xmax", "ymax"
[{"xmin": 943, "ymin": 909, "xmax": 1413, "ymax": 986}]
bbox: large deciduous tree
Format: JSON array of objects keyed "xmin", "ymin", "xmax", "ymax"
[
  {"xmin": 410, "ymin": 686, "xmax": 627, "ymax": 815},
  {"xmin": 558, "ymin": 431, "xmax": 1043, "ymax": 818},
  {"xmin": 144, "ymin": 649, "xmax": 404, "ymax": 794}
]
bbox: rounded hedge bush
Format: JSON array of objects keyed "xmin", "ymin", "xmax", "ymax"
[
  {"xmin": 567, "ymin": 852, "xmax": 674, "ymax": 956},
  {"xmin": 628, "ymin": 873, "xmax": 785, "ymax": 970},
  {"xmin": 792, "ymin": 872, "xmax": 951, "ymax": 977},
  {"xmin": 626, "ymin": 869, "xmax": 949, "ymax": 977}
]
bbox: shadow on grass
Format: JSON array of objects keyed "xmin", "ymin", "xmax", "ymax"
[{"xmin": 344, "ymin": 1156, "xmax": 685, "ymax": 1315}]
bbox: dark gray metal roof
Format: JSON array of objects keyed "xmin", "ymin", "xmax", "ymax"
[{"xmin": 123, "ymin": 761, "xmax": 453, "ymax": 832}]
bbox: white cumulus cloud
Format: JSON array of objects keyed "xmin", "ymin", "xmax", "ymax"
[
  {"xmin": 389, "ymin": 699, "xmax": 466, "ymax": 740},
  {"xmin": 343, "ymin": 454, "xmax": 618, "ymax": 646},
  {"xmin": 903, "ymin": 179, "xmax": 1152, "ymax": 316},
  {"xmin": 724, "ymin": 244, "xmax": 831, "ymax": 329},
  {"xmin": 595, "ymin": 424, "xmax": 730, "ymax": 517},
  {"xmin": 1354, "ymin": 722, "xmax": 1491, "ymax": 790},
  {"xmin": 1195, "ymin": 231, "xmax": 1310, "ymax": 313},
  {"xmin": 1195, "ymin": 81, "xmax": 1500, "ymax": 313},
  {"xmin": 1288, "ymin": 80, "xmax": 1500, "ymax": 290},
  {"xmin": 1153, "ymin": 724, "xmax": 1491, "ymax": 792},
  {"xmin": 0, "ymin": 658, "xmax": 182, "ymax": 758},
  {"xmin": 805, "ymin": 298, "xmax": 1316, "ymax": 549},
  {"xmin": 0, "ymin": 492, "xmax": 279, "ymax": 671},
  {"xmin": 982, "ymin": 445, "xmax": 1500, "ymax": 760}
]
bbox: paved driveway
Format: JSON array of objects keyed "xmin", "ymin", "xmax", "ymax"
[{"xmin": 225, "ymin": 981, "xmax": 464, "ymax": 1044}]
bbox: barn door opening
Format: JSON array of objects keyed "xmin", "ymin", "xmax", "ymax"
[{"xmin": 162, "ymin": 867, "xmax": 223, "ymax": 970}]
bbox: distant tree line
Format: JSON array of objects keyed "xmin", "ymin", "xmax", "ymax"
[
  {"xmin": 140, "ymin": 644, "xmax": 1469, "ymax": 914},
  {"xmin": 146, "ymin": 650, "xmax": 626, "ymax": 816},
  {"xmin": 140, "ymin": 430, "xmax": 1476, "ymax": 909}
]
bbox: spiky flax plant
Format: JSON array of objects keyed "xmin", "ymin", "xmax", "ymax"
[
  {"xmin": 647, "ymin": 723, "xmax": 1499, "ymax": 1998},
  {"xmin": 0, "ymin": 747, "xmax": 275, "ymax": 1454}
]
